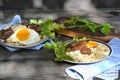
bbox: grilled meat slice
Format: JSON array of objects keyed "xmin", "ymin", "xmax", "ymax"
[
  {"xmin": 0, "ymin": 27, "xmax": 14, "ymax": 40},
  {"xmin": 68, "ymin": 40, "xmax": 91, "ymax": 55},
  {"xmin": 22, "ymin": 22, "xmax": 41, "ymax": 33}
]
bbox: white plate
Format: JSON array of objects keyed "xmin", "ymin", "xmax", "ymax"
[{"xmin": 63, "ymin": 40, "xmax": 112, "ymax": 64}]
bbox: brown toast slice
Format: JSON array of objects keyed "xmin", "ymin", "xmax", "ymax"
[{"xmin": 54, "ymin": 17, "xmax": 120, "ymax": 42}]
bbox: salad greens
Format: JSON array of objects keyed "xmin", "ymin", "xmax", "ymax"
[
  {"xmin": 29, "ymin": 17, "xmax": 114, "ymax": 39},
  {"xmin": 29, "ymin": 19, "xmax": 64, "ymax": 39},
  {"xmin": 44, "ymin": 37, "xmax": 89, "ymax": 61},
  {"xmin": 41, "ymin": 19, "xmax": 64, "ymax": 39},
  {"xmin": 44, "ymin": 41, "xmax": 73, "ymax": 61},
  {"xmin": 64, "ymin": 17, "xmax": 114, "ymax": 36}
]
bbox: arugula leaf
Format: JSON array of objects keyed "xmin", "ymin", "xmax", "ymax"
[
  {"xmin": 41, "ymin": 19, "xmax": 64, "ymax": 39},
  {"xmin": 87, "ymin": 23, "xmax": 97, "ymax": 33},
  {"xmin": 64, "ymin": 17, "xmax": 75, "ymax": 25},
  {"xmin": 44, "ymin": 41, "xmax": 73, "ymax": 61},
  {"xmin": 77, "ymin": 18, "xmax": 90, "ymax": 24},
  {"xmin": 64, "ymin": 17, "xmax": 114, "ymax": 36},
  {"xmin": 100, "ymin": 24, "xmax": 114, "ymax": 36}
]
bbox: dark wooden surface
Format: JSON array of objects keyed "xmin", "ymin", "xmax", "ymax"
[
  {"xmin": 0, "ymin": 0, "xmax": 120, "ymax": 80},
  {"xmin": 0, "ymin": 11, "xmax": 120, "ymax": 80}
]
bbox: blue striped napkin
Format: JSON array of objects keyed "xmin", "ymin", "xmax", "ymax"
[
  {"xmin": 65, "ymin": 37, "xmax": 120, "ymax": 80},
  {"xmin": 0, "ymin": 15, "xmax": 53, "ymax": 52}
]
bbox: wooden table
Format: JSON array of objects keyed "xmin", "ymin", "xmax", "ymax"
[{"xmin": 0, "ymin": 9, "xmax": 120, "ymax": 80}]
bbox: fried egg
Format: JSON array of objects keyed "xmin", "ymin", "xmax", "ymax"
[
  {"xmin": 86, "ymin": 41, "xmax": 98, "ymax": 47},
  {"xmin": 7, "ymin": 27, "xmax": 40, "ymax": 46}
]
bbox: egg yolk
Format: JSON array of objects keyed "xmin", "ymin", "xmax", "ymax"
[
  {"xmin": 16, "ymin": 29, "xmax": 30, "ymax": 41},
  {"xmin": 86, "ymin": 41, "xmax": 98, "ymax": 47}
]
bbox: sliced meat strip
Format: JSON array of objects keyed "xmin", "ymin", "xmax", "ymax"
[
  {"xmin": 0, "ymin": 27, "xmax": 14, "ymax": 40},
  {"xmin": 81, "ymin": 46, "xmax": 91, "ymax": 55}
]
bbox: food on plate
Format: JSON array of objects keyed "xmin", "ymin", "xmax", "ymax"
[
  {"xmin": 54, "ymin": 17, "xmax": 120, "ymax": 42},
  {"xmin": 66, "ymin": 40, "xmax": 109, "ymax": 62},
  {"xmin": 0, "ymin": 22, "xmax": 47, "ymax": 46},
  {"xmin": 7, "ymin": 27, "xmax": 40, "ymax": 46},
  {"xmin": 44, "ymin": 37, "xmax": 111, "ymax": 63}
]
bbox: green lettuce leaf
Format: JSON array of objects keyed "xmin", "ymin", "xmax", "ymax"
[{"xmin": 41, "ymin": 19, "xmax": 64, "ymax": 39}]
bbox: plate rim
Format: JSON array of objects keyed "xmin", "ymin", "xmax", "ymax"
[{"xmin": 0, "ymin": 37, "xmax": 49, "ymax": 49}]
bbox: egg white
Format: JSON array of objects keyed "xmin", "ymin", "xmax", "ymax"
[
  {"xmin": 11, "ymin": 24, "xmax": 27, "ymax": 32},
  {"xmin": 7, "ymin": 28, "xmax": 40, "ymax": 45}
]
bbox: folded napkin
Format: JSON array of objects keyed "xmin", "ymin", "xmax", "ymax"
[
  {"xmin": 0, "ymin": 15, "xmax": 22, "ymax": 30},
  {"xmin": 0, "ymin": 15, "xmax": 53, "ymax": 52},
  {"xmin": 65, "ymin": 37, "xmax": 120, "ymax": 80}
]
